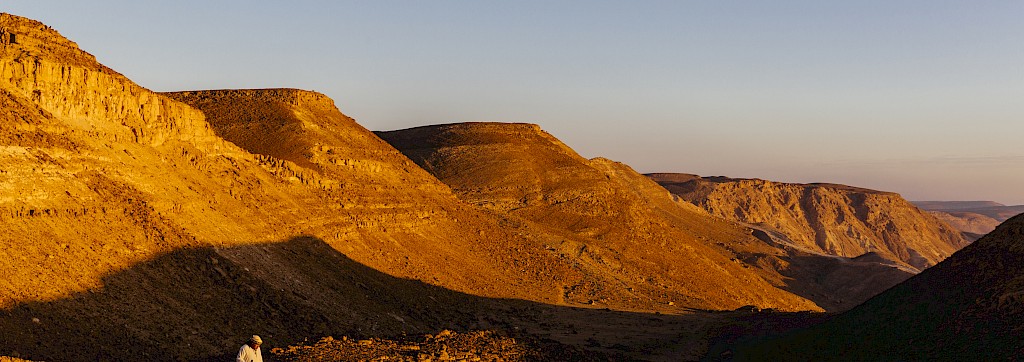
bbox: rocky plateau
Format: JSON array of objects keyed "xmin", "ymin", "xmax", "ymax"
[{"xmin": 1, "ymin": 12, "xmax": 1009, "ymax": 361}]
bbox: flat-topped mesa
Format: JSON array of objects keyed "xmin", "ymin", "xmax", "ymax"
[
  {"xmin": 165, "ymin": 89, "xmax": 343, "ymax": 169},
  {"xmin": 0, "ymin": 13, "xmax": 220, "ymax": 148},
  {"xmin": 649, "ymin": 173, "xmax": 969, "ymax": 270},
  {"xmin": 165, "ymin": 88, "xmax": 449, "ymax": 196},
  {"xmin": 913, "ymin": 200, "xmax": 1024, "ymax": 228},
  {"xmin": 381, "ymin": 121, "xmax": 822, "ymax": 312},
  {"xmin": 644, "ymin": 172, "xmax": 702, "ymax": 183},
  {"xmin": 377, "ymin": 122, "xmax": 601, "ymax": 209},
  {"xmin": 168, "ymin": 88, "xmax": 338, "ymax": 109},
  {"xmin": 384, "ymin": 122, "xmax": 583, "ymax": 154}
]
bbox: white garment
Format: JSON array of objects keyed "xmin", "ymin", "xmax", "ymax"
[{"xmin": 236, "ymin": 344, "xmax": 263, "ymax": 362}]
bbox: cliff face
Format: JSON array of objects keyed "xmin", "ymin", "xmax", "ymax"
[
  {"xmin": 0, "ymin": 14, "xmax": 221, "ymax": 149},
  {"xmin": 0, "ymin": 13, "xmax": 259, "ymax": 310},
  {"xmin": 0, "ymin": 11, "xmax": 591, "ymax": 303},
  {"xmin": 0, "ymin": 12, "xmax": 953, "ymax": 361},
  {"xmin": 0, "ymin": 14, "xmax": 591, "ymax": 361},
  {"xmin": 738, "ymin": 214, "xmax": 1024, "ymax": 360},
  {"xmin": 649, "ymin": 174, "xmax": 969, "ymax": 270}
]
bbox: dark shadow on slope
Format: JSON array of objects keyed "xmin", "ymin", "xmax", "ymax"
[
  {"xmin": 773, "ymin": 252, "xmax": 915, "ymax": 312},
  {"xmin": 738, "ymin": 230, "xmax": 915, "ymax": 312},
  {"xmin": 0, "ymin": 236, "xmax": 793, "ymax": 362},
  {"xmin": 711, "ymin": 213, "xmax": 1024, "ymax": 361}
]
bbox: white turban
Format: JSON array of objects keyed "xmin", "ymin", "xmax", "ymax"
[{"xmin": 250, "ymin": 335, "xmax": 263, "ymax": 344}]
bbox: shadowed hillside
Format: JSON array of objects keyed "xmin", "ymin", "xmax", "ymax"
[
  {"xmin": 0, "ymin": 236, "xmax": 792, "ymax": 362},
  {"xmin": 728, "ymin": 214, "xmax": 1024, "ymax": 360},
  {"xmin": 649, "ymin": 173, "xmax": 968, "ymax": 271},
  {"xmin": 0, "ymin": 237, "xmax": 479, "ymax": 361}
]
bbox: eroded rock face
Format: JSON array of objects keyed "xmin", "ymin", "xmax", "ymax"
[
  {"xmin": 649, "ymin": 174, "xmax": 969, "ymax": 270},
  {"xmin": 0, "ymin": 13, "xmax": 823, "ymax": 361},
  {"xmin": 0, "ymin": 14, "xmax": 583, "ymax": 361},
  {"xmin": 0, "ymin": 15, "xmax": 221, "ymax": 149},
  {"xmin": 0, "ymin": 12, "xmax": 938, "ymax": 361}
]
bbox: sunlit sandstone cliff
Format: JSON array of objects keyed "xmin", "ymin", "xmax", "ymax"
[
  {"xmin": 0, "ymin": 13, "xmax": 835, "ymax": 360},
  {"xmin": 2, "ymin": 12, "xmax": 961, "ymax": 360},
  {"xmin": 164, "ymin": 94, "xmax": 825, "ymax": 312},
  {"xmin": 649, "ymin": 173, "xmax": 969, "ymax": 270},
  {"xmin": 0, "ymin": 14, "xmax": 577, "ymax": 360}
]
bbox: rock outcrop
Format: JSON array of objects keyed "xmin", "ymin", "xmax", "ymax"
[{"xmin": 649, "ymin": 173, "xmax": 969, "ymax": 270}]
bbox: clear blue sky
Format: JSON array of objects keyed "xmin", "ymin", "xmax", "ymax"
[{"xmin": 6, "ymin": 1, "xmax": 1023, "ymax": 204}]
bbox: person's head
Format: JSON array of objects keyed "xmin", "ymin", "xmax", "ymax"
[{"xmin": 248, "ymin": 335, "xmax": 263, "ymax": 349}]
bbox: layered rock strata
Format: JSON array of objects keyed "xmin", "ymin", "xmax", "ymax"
[{"xmin": 649, "ymin": 173, "xmax": 969, "ymax": 270}]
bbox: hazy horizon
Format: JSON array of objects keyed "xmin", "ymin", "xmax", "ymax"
[{"xmin": 6, "ymin": 1, "xmax": 1022, "ymax": 204}]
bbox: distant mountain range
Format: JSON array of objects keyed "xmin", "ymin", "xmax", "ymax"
[{"xmin": 913, "ymin": 200, "xmax": 1024, "ymax": 238}]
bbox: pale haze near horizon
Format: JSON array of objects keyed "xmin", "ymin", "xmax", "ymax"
[{"xmin": 5, "ymin": 1, "xmax": 1022, "ymax": 205}]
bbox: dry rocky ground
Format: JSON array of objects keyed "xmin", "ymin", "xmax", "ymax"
[
  {"xmin": 271, "ymin": 330, "xmax": 594, "ymax": 362},
  {"xmin": 0, "ymin": 13, "xmax": 818, "ymax": 360},
  {"xmin": 0, "ymin": 12, "xmax": 998, "ymax": 361}
]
